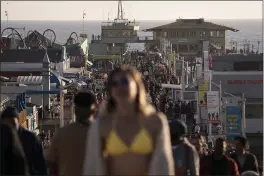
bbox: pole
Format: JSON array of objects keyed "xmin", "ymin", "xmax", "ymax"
[
  {"xmin": 82, "ymin": 10, "xmax": 86, "ymax": 32},
  {"xmin": 219, "ymin": 81, "xmax": 223, "ymax": 130},
  {"xmin": 83, "ymin": 15, "xmax": 84, "ymax": 31},
  {"xmin": 185, "ymin": 61, "xmax": 188, "ymax": 86},
  {"xmin": 208, "ymin": 73, "xmax": 212, "ymax": 139},
  {"xmin": 5, "ymin": 8, "xmax": 8, "ymax": 28},
  {"xmin": 59, "ymin": 89, "xmax": 64, "ymax": 127},
  {"xmin": 241, "ymin": 93, "xmax": 246, "ymax": 136},
  {"xmin": 71, "ymin": 94, "xmax": 75, "ymax": 122}
]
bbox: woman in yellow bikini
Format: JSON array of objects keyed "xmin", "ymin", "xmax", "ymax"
[{"xmin": 83, "ymin": 65, "xmax": 174, "ymax": 176}]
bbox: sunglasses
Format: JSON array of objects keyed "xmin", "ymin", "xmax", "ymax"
[{"xmin": 112, "ymin": 78, "xmax": 129, "ymax": 87}]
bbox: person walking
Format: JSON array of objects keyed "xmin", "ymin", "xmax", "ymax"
[
  {"xmin": 0, "ymin": 123, "xmax": 29, "ymax": 176},
  {"xmin": 169, "ymin": 119, "xmax": 200, "ymax": 176},
  {"xmin": 46, "ymin": 92, "xmax": 97, "ymax": 176},
  {"xmin": 230, "ymin": 136, "xmax": 259, "ymax": 174},
  {"xmin": 83, "ymin": 65, "xmax": 174, "ymax": 175},
  {"xmin": 200, "ymin": 137, "xmax": 239, "ymax": 176},
  {"xmin": 1, "ymin": 106, "xmax": 47, "ymax": 176}
]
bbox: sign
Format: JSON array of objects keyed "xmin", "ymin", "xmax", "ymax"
[
  {"xmin": 63, "ymin": 73, "xmax": 79, "ymax": 79},
  {"xmin": 227, "ymin": 80, "xmax": 263, "ymax": 84},
  {"xmin": 198, "ymin": 80, "xmax": 208, "ymax": 107},
  {"xmin": 207, "ymin": 91, "xmax": 219, "ymax": 107},
  {"xmin": 226, "ymin": 106, "xmax": 242, "ymax": 142},
  {"xmin": 207, "ymin": 91, "xmax": 220, "ymax": 124},
  {"xmin": 175, "ymin": 61, "xmax": 183, "ymax": 77},
  {"xmin": 168, "ymin": 53, "xmax": 175, "ymax": 75},
  {"xmin": 183, "ymin": 91, "xmax": 196, "ymax": 101},
  {"xmin": 202, "ymin": 40, "xmax": 209, "ymax": 71},
  {"xmin": 203, "ymin": 51, "xmax": 209, "ymax": 71}
]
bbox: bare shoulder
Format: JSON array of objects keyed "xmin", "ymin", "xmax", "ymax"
[{"xmin": 145, "ymin": 112, "xmax": 168, "ymax": 133}]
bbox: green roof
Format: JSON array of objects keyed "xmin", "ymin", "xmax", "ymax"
[{"xmin": 144, "ymin": 19, "xmax": 239, "ymax": 32}]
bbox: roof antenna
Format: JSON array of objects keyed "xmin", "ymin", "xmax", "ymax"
[{"xmin": 116, "ymin": 0, "xmax": 124, "ymax": 20}]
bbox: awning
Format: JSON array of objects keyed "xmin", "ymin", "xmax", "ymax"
[
  {"xmin": 58, "ymin": 76, "xmax": 72, "ymax": 83},
  {"xmin": 86, "ymin": 60, "xmax": 93, "ymax": 66},
  {"xmin": 210, "ymin": 43, "xmax": 221, "ymax": 50}
]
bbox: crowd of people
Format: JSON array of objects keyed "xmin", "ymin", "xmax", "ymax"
[{"xmin": 0, "ymin": 50, "xmax": 262, "ymax": 176}]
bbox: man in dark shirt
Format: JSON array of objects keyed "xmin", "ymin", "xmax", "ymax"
[
  {"xmin": 1, "ymin": 106, "xmax": 47, "ymax": 176},
  {"xmin": 46, "ymin": 92, "xmax": 96, "ymax": 176},
  {"xmin": 0, "ymin": 123, "xmax": 29, "ymax": 176},
  {"xmin": 200, "ymin": 137, "xmax": 239, "ymax": 176},
  {"xmin": 230, "ymin": 136, "xmax": 259, "ymax": 174}
]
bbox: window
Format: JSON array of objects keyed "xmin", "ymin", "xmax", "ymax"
[
  {"xmin": 169, "ymin": 31, "xmax": 176, "ymax": 38},
  {"xmin": 246, "ymin": 104, "xmax": 263, "ymax": 118},
  {"xmin": 189, "ymin": 32, "xmax": 196, "ymax": 37},
  {"xmin": 181, "ymin": 32, "xmax": 185, "ymax": 37},
  {"xmin": 216, "ymin": 31, "xmax": 220, "ymax": 36},
  {"xmin": 210, "ymin": 31, "xmax": 214, "ymax": 37}
]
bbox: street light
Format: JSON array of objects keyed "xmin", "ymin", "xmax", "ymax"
[
  {"xmin": 210, "ymin": 80, "xmax": 246, "ymax": 137},
  {"xmin": 5, "ymin": 10, "xmax": 8, "ymax": 28},
  {"xmin": 83, "ymin": 10, "xmax": 86, "ymax": 31}
]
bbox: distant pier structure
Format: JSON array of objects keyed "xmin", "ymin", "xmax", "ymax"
[{"xmin": 143, "ymin": 18, "xmax": 239, "ymax": 60}]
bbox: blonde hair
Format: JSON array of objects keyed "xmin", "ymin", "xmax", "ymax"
[{"xmin": 99, "ymin": 65, "xmax": 156, "ymax": 117}]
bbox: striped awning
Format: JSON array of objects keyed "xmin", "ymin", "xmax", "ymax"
[{"xmin": 17, "ymin": 76, "xmax": 43, "ymax": 84}]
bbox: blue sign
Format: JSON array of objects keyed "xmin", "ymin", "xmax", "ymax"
[{"xmin": 226, "ymin": 106, "xmax": 242, "ymax": 142}]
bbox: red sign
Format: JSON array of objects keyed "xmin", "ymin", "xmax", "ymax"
[
  {"xmin": 209, "ymin": 55, "xmax": 212, "ymax": 70},
  {"xmin": 227, "ymin": 80, "xmax": 263, "ymax": 84}
]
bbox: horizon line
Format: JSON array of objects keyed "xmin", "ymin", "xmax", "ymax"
[{"xmin": 1, "ymin": 18, "xmax": 262, "ymax": 21}]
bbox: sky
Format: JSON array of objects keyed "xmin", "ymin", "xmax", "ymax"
[{"xmin": 1, "ymin": 1, "xmax": 262, "ymax": 21}]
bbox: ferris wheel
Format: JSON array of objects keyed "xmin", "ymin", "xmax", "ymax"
[
  {"xmin": 1, "ymin": 27, "xmax": 26, "ymax": 48},
  {"xmin": 26, "ymin": 30, "xmax": 42, "ymax": 49},
  {"xmin": 65, "ymin": 32, "xmax": 79, "ymax": 45},
  {"xmin": 42, "ymin": 29, "xmax": 56, "ymax": 48}
]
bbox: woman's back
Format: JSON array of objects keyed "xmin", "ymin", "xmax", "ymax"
[{"xmin": 0, "ymin": 124, "xmax": 29, "ymax": 176}]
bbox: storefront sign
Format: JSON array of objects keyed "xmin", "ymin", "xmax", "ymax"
[
  {"xmin": 198, "ymin": 80, "xmax": 208, "ymax": 107},
  {"xmin": 227, "ymin": 80, "xmax": 263, "ymax": 84},
  {"xmin": 226, "ymin": 106, "xmax": 242, "ymax": 142},
  {"xmin": 207, "ymin": 91, "xmax": 220, "ymax": 124}
]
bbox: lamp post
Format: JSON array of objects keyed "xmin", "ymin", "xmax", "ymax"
[
  {"xmin": 210, "ymin": 80, "xmax": 246, "ymax": 137},
  {"xmin": 5, "ymin": 10, "xmax": 8, "ymax": 28},
  {"xmin": 82, "ymin": 10, "xmax": 86, "ymax": 32}
]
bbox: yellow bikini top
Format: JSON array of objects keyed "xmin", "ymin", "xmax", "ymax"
[{"xmin": 106, "ymin": 117, "xmax": 154, "ymax": 156}]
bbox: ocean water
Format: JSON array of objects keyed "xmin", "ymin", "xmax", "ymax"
[{"xmin": 1, "ymin": 19, "xmax": 263, "ymax": 52}]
